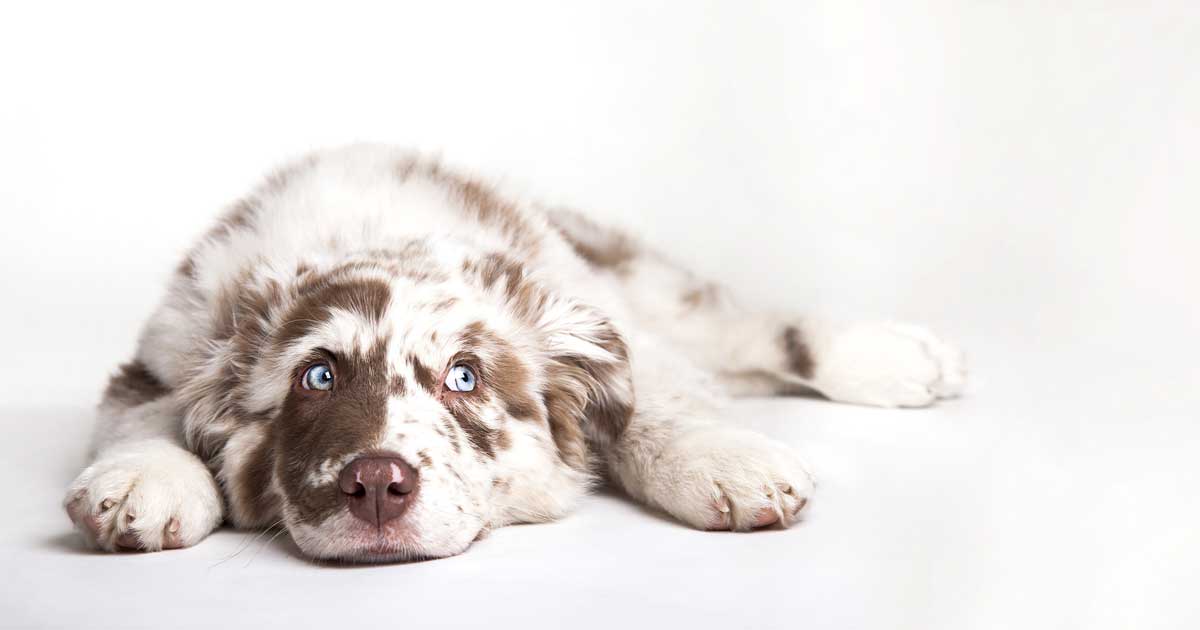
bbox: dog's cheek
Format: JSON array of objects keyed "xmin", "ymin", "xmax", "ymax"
[
  {"xmin": 484, "ymin": 418, "xmax": 593, "ymax": 527},
  {"xmin": 218, "ymin": 422, "xmax": 283, "ymax": 528}
]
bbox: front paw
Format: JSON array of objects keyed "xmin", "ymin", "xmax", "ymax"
[
  {"xmin": 648, "ymin": 427, "xmax": 814, "ymax": 531},
  {"xmin": 814, "ymin": 322, "xmax": 967, "ymax": 408},
  {"xmin": 63, "ymin": 442, "xmax": 224, "ymax": 552}
]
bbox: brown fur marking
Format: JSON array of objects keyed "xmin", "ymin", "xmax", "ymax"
[
  {"xmin": 782, "ymin": 325, "xmax": 815, "ymax": 379},
  {"xmin": 548, "ymin": 209, "xmax": 639, "ymax": 270},
  {"xmin": 104, "ymin": 361, "xmax": 170, "ymax": 408},
  {"xmin": 276, "ymin": 341, "xmax": 392, "ymax": 525},
  {"xmin": 230, "ymin": 423, "xmax": 283, "ymax": 527}
]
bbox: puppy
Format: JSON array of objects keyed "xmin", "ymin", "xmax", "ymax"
[{"xmin": 63, "ymin": 145, "xmax": 966, "ymax": 561}]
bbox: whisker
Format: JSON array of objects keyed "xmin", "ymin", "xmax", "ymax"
[
  {"xmin": 208, "ymin": 518, "xmax": 285, "ymax": 569},
  {"xmin": 244, "ymin": 526, "xmax": 289, "ymax": 568}
]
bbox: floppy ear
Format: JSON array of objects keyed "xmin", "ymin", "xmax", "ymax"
[
  {"xmin": 535, "ymin": 298, "xmax": 634, "ymax": 469},
  {"xmin": 465, "ymin": 252, "xmax": 634, "ymax": 468}
]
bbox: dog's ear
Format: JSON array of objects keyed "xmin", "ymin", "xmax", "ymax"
[
  {"xmin": 535, "ymin": 299, "xmax": 634, "ymax": 468},
  {"xmin": 465, "ymin": 252, "xmax": 634, "ymax": 468}
]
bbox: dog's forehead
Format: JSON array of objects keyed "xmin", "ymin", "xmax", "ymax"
[
  {"xmin": 267, "ymin": 262, "xmax": 533, "ymax": 416},
  {"xmin": 379, "ymin": 277, "xmax": 519, "ymax": 362}
]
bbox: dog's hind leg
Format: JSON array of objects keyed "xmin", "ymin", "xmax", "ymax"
[{"xmin": 548, "ymin": 209, "xmax": 967, "ymax": 408}]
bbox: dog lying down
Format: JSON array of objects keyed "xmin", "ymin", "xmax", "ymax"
[{"xmin": 64, "ymin": 145, "xmax": 966, "ymax": 562}]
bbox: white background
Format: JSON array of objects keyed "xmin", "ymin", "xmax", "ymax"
[{"xmin": 1, "ymin": 2, "xmax": 1197, "ymax": 629}]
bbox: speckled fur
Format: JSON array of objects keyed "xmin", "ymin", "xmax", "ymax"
[{"xmin": 64, "ymin": 145, "xmax": 966, "ymax": 561}]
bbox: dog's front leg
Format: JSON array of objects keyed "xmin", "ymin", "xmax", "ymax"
[
  {"xmin": 63, "ymin": 363, "xmax": 223, "ymax": 552},
  {"xmin": 603, "ymin": 344, "xmax": 814, "ymax": 531},
  {"xmin": 606, "ymin": 400, "xmax": 815, "ymax": 531}
]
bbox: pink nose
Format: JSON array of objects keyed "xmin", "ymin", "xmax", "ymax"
[{"xmin": 338, "ymin": 454, "xmax": 418, "ymax": 527}]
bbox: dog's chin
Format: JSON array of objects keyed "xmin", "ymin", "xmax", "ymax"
[
  {"xmin": 288, "ymin": 513, "xmax": 478, "ymax": 564},
  {"xmin": 326, "ymin": 542, "xmax": 434, "ymax": 564}
]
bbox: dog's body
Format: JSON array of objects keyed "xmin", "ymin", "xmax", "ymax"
[{"xmin": 64, "ymin": 145, "xmax": 965, "ymax": 561}]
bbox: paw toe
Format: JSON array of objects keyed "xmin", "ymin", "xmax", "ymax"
[
  {"xmin": 708, "ymin": 475, "xmax": 812, "ymax": 531},
  {"xmin": 818, "ymin": 322, "xmax": 968, "ymax": 407},
  {"xmin": 749, "ymin": 506, "xmax": 780, "ymax": 528},
  {"xmin": 162, "ymin": 519, "xmax": 185, "ymax": 550},
  {"xmin": 63, "ymin": 457, "xmax": 223, "ymax": 553},
  {"xmin": 115, "ymin": 530, "xmax": 142, "ymax": 550},
  {"xmin": 889, "ymin": 323, "xmax": 967, "ymax": 400}
]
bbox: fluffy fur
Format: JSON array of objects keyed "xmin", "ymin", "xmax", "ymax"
[{"xmin": 63, "ymin": 145, "xmax": 966, "ymax": 561}]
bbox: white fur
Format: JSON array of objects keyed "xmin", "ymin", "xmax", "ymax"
[
  {"xmin": 64, "ymin": 144, "xmax": 967, "ymax": 560},
  {"xmin": 64, "ymin": 437, "xmax": 223, "ymax": 551},
  {"xmin": 805, "ymin": 321, "xmax": 967, "ymax": 408}
]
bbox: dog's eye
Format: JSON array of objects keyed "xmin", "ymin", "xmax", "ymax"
[
  {"xmin": 302, "ymin": 364, "xmax": 335, "ymax": 391},
  {"xmin": 444, "ymin": 364, "xmax": 476, "ymax": 393}
]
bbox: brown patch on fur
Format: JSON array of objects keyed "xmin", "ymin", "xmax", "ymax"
[
  {"xmin": 192, "ymin": 430, "xmax": 232, "ymax": 465},
  {"xmin": 547, "ymin": 209, "xmax": 639, "ymax": 271},
  {"xmin": 201, "ymin": 268, "xmax": 395, "ymax": 526},
  {"xmin": 462, "ymin": 253, "xmax": 547, "ymax": 317},
  {"xmin": 202, "ymin": 198, "xmax": 259, "ymax": 246},
  {"xmin": 260, "ymin": 156, "xmax": 317, "ymax": 194},
  {"xmin": 447, "ymin": 403, "xmax": 497, "ymax": 459},
  {"xmin": 441, "ymin": 416, "xmax": 462, "ymax": 454},
  {"xmin": 417, "ymin": 449, "xmax": 433, "ymax": 468},
  {"xmin": 181, "ymin": 275, "xmax": 288, "ymax": 460},
  {"xmin": 461, "ymin": 255, "xmax": 634, "ymax": 468},
  {"xmin": 569, "ymin": 309, "xmax": 634, "ymax": 441},
  {"xmin": 782, "ymin": 325, "xmax": 815, "ymax": 379},
  {"xmin": 276, "ymin": 340, "xmax": 392, "ymax": 525},
  {"xmin": 174, "ymin": 197, "xmax": 260, "ymax": 286},
  {"xmin": 681, "ymin": 283, "xmax": 721, "ymax": 310},
  {"xmin": 459, "ymin": 321, "xmax": 540, "ymax": 422},
  {"xmin": 229, "ymin": 423, "xmax": 283, "ymax": 527},
  {"xmin": 541, "ymin": 387, "xmax": 589, "ymax": 469},
  {"xmin": 492, "ymin": 356, "xmax": 539, "ymax": 422},
  {"xmin": 560, "ymin": 232, "xmax": 637, "ymax": 270},
  {"xmin": 274, "ymin": 277, "xmax": 391, "ymax": 347},
  {"xmin": 176, "ymin": 256, "xmax": 197, "ymax": 279},
  {"xmin": 183, "ymin": 256, "xmax": 397, "ymax": 468},
  {"xmin": 104, "ymin": 361, "xmax": 169, "ymax": 408},
  {"xmin": 430, "ymin": 297, "xmax": 458, "ymax": 313},
  {"xmin": 409, "ymin": 356, "xmax": 440, "ymax": 394},
  {"xmin": 395, "ymin": 156, "xmax": 419, "ymax": 180},
  {"xmin": 327, "ymin": 257, "xmax": 443, "ymax": 285},
  {"xmin": 413, "ymin": 162, "xmax": 540, "ymax": 253},
  {"xmin": 538, "ymin": 310, "xmax": 634, "ymax": 469}
]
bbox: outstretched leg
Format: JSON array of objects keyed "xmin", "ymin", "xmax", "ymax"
[
  {"xmin": 549, "ymin": 210, "xmax": 967, "ymax": 408},
  {"xmin": 648, "ymin": 298, "xmax": 968, "ymax": 408},
  {"xmin": 63, "ymin": 361, "xmax": 223, "ymax": 551},
  {"xmin": 603, "ymin": 337, "xmax": 815, "ymax": 531}
]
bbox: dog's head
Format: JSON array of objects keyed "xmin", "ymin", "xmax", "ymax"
[{"xmin": 182, "ymin": 244, "xmax": 632, "ymax": 561}]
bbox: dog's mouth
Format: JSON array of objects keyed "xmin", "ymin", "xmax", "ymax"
[
  {"xmin": 321, "ymin": 532, "xmax": 466, "ymax": 564},
  {"xmin": 326, "ymin": 519, "xmax": 426, "ymax": 563},
  {"xmin": 287, "ymin": 509, "xmax": 478, "ymax": 564},
  {"xmin": 349, "ymin": 542, "xmax": 427, "ymax": 564}
]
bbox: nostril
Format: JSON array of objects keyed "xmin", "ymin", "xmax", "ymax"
[{"xmin": 338, "ymin": 454, "xmax": 420, "ymax": 527}]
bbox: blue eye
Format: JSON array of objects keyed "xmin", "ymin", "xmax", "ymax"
[
  {"xmin": 302, "ymin": 363, "xmax": 335, "ymax": 391},
  {"xmin": 444, "ymin": 364, "xmax": 476, "ymax": 392}
]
